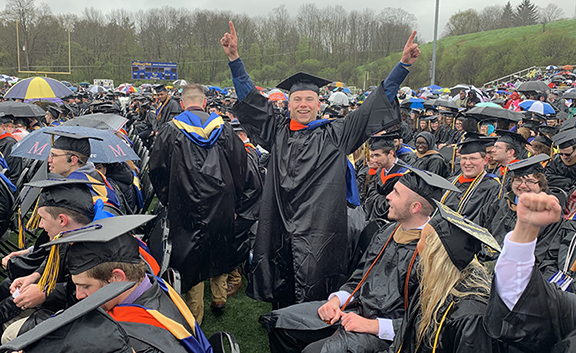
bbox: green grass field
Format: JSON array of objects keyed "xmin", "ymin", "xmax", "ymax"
[{"xmin": 201, "ymin": 277, "xmax": 272, "ymax": 353}]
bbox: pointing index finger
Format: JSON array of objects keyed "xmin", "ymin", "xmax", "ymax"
[
  {"xmin": 406, "ymin": 30, "xmax": 417, "ymax": 46},
  {"xmin": 229, "ymin": 21, "xmax": 236, "ymax": 37}
]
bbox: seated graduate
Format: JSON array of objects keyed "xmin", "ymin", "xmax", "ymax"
[
  {"xmin": 41, "ymin": 215, "xmax": 211, "ymax": 353},
  {"xmin": 412, "ymin": 131, "xmax": 449, "ymax": 178},
  {"xmin": 0, "ymin": 282, "xmax": 136, "ymax": 353},
  {"xmin": 259, "ymin": 166, "xmax": 459, "ymax": 353},
  {"xmin": 391, "ymin": 201, "xmax": 501, "ymax": 353},
  {"xmin": 440, "ymin": 136, "xmax": 500, "ymax": 227},
  {"xmin": 482, "ymin": 192, "xmax": 576, "ymax": 352},
  {"xmin": 488, "ymin": 154, "xmax": 568, "ymax": 279}
]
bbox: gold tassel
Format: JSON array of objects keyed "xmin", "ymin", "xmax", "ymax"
[
  {"xmin": 37, "ymin": 235, "xmax": 62, "ymax": 295},
  {"xmin": 26, "ymin": 198, "xmax": 41, "ymax": 232},
  {"xmin": 17, "ymin": 207, "xmax": 25, "ymax": 249}
]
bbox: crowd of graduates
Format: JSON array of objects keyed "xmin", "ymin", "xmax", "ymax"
[{"xmin": 0, "ymin": 23, "xmax": 574, "ymax": 353}]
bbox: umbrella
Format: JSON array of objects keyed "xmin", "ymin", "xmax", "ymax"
[
  {"xmin": 432, "ymin": 88, "xmax": 450, "ymax": 95},
  {"xmin": 173, "ymin": 79, "xmax": 188, "ymax": 86},
  {"xmin": 89, "ymin": 85, "xmax": 108, "ymax": 94},
  {"xmin": 209, "ymin": 86, "xmax": 222, "ymax": 92},
  {"xmin": 518, "ymin": 100, "xmax": 556, "ymax": 115},
  {"xmin": 476, "ymin": 102, "xmax": 502, "ymax": 108},
  {"xmin": 552, "ymin": 75, "xmax": 566, "ymax": 83},
  {"xmin": 562, "ymin": 91, "xmax": 576, "ymax": 100},
  {"xmin": 546, "ymin": 65, "xmax": 558, "ymax": 70},
  {"xmin": 328, "ymin": 91, "xmax": 349, "ymax": 105},
  {"xmin": 11, "ymin": 126, "xmax": 139, "ymax": 163},
  {"xmin": 69, "ymin": 87, "xmax": 77, "ymax": 92},
  {"xmin": 60, "ymin": 81, "xmax": 72, "ymax": 87},
  {"xmin": 564, "ymin": 65, "xmax": 574, "ymax": 71},
  {"xmin": 79, "ymin": 82, "xmax": 91, "ymax": 87},
  {"xmin": 433, "ymin": 99, "xmax": 457, "ymax": 110},
  {"xmin": 516, "ymin": 81, "xmax": 549, "ymax": 93},
  {"xmin": 423, "ymin": 99, "xmax": 437, "ymax": 108},
  {"xmin": 61, "ymin": 113, "xmax": 128, "ymax": 132},
  {"xmin": 119, "ymin": 86, "xmax": 138, "ymax": 93},
  {"xmin": 331, "ymin": 82, "xmax": 347, "ymax": 88},
  {"xmin": 140, "ymin": 83, "xmax": 152, "ymax": 89},
  {"xmin": 449, "ymin": 84, "xmax": 471, "ymax": 97},
  {"xmin": 466, "ymin": 106, "xmax": 523, "ymax": 122},
  {"xmin": 401, "ymin": 97, "xmax": 424, "ymax": 110},
  {"xmin": 267, "ymin": 89, "xmax": 288, "ymax": 102},
  {"xmin": 0, "ymin": 101, "xmax": 46, "ymax": 118},
  {"xmin": 427, "ymin": 84, "xmax": 442, "ymax": 91},
  {"xmin": 4, "ymin": 77, "xmax": 71, "ymax": 100},
  {"xmin": 0, "ymin": 74, "xmax": 13, "ymax": 82}
]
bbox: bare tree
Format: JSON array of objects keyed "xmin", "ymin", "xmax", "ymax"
[
  {"xmin": 443, "ymin": 9, "xmax": 482, "ymax": 37},
  {"xmin": 539, "ymin": 3, "xmax": 564, "ymax": 32},
  {"xmin": 479, "ymin": 5, "xmax": 504, "ymax": 31}
]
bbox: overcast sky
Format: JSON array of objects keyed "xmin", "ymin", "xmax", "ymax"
[{"xmin": 2, "ymin": 0, "xmax": 575, "ymax": 42}]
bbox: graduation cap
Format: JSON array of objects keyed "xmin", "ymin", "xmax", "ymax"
[
  {"xmin": 0, "ymin": 113, "xmax": 13, "ymax": 125},
  {"xmin": 422, "ymin": 115, "xmax": 439, "ymax": 123},
  {"xmin": 496, "ymin": 130, "xmax": 531, "ymax": 149},
  {"xmin": 46, "ymin": 105, "xmax": 62, "ymax": 119},
  {"xmin": 533, "ymin": 134, "xmax": 553, "ymax": 148},
  {"xmin": 153, "ymin": 84, "xmax": 167, "ymax": 93},
  {"xmin": 230, "ymin": 119, "xmax": 243, "ymax": 132},
  {"xmin": 40, "ymin": 215, "xmax": 155, "ymax": 275},
  {"xmin": 508, "ymin": 154, "xmax": 550, "ymax": 177},
  {"xmin": 458, "ymin": 139, "xmax": 490, "ymax": 155},
  {"xmin": 46, "ymin": 130, "xmax": 103, "ymax": 159},
  {"xmin": 0, "ymin": 281, "xmax": 135, "ymax": 353},
  {"xmin": 369, "ymin": 132, "xmax": 399, "ymax": 151},
  {"xmin": 430, "ymin": 200, "xmax": 501, "ymax": 271},
  {"xmin": 398, "ymin": 163, "xmax": 460, "ymax": 208},
  {"xmin": 536, "ymin": 125, "xmax": 559, "ymax": 137},
  {"xmin": 276, "ymin": 72, "xmax": 331, "ymax": 95},
  {"xmin": 553, "ymin": 128, "xmax": 576, "ymax": 149}
]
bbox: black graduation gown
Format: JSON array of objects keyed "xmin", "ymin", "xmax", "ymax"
[
  {"xmin": 233, "ymin": 84, "xmax": 401, "ymax": 304},
  {"xmin": 489, "ymin": 192, "xmax": 565, "ymax": 279},
  {"xmin": 442, "ymin": 173, "xmax": 500, "ymax": 227},
  {"xmin": 259, "ymin": 222, "xmax": 420, "ymax": 353},
  {"xmin": 484, "ymin": 265, "xmax": 576, "ymax": 352},
  {"xmin": 149, "ymin": 113, "xmax": 246, "ymax": 292},
  {"xmin": 364, "ymin": 163, "xmax": 407, "ymax": 225},
  {"xmin": 392, "ymin": 282, "xmax": 494, "ymax": 353},
  {"xmin": 412, "ymin": 152, "xmax": 449, "ymax": 178},
  {"xmin": 156, "ymin": 97, "xmax": 182, "ymax": 129},
  {"xmin": 545, "ymin": 155, "xmax": 576, "ymax": 194},
  {"xmin": 106, "ymin": 162, "xmax": 137, "ymax": 212}
]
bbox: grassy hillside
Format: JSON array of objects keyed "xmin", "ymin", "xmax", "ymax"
[{"xmin": 353, "ymin": 19, "xmax": 576, "ymax": 89}]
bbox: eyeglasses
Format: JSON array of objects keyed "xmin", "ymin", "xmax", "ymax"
[
  {"xmin": 512, "ymin": 179, "xmax": 539, "ymax": 186},
  {"xmin": 48, "ymin": 152, "xmax": 69, "ymax": 159},
  {"xmin": 560, "ymin": 149, "xmax": 575, "ymax": 157}
]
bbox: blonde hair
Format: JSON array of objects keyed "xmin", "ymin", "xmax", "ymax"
[{"xmin": 416, "ymin": 230, "xmax": 490, "ymax": 350}]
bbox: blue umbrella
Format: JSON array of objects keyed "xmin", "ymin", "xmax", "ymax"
[
  {"xmin": 401, "ymin": 97, "xmax": 424, "ymax": 109},
  {"xmin": 209, "ymin": 86, "xmax": 222, "ymax": 92},
  {"xmin": 11, "ymin": 126, "xmax": 139, "ymax": 163},
  {"xmin": 518, "ymin": 100, "xmax": 556, "ymax": 115}
]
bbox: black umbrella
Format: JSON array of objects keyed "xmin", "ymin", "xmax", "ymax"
[
  {"xmin": 61, "ymin": 113, "xmax": 128, "ymax": 132},
  {"xmin": 0, "ymin": 101, "xmax": 45, "ymax": 118},
  {"xmin": 434, "ymin": 99, "xmax": 458, "ymax": 111},
  {"xmin": 562, "ymin": 91, "xmax": 576, "ymax": 100},
  {"xmin": 552, "ymin": 75, "xmax": 566, "ymax": 83},
  {"xmin": 560, "ymin": 117, "xmax": 576, "ymax": 131},
  {"xmin": 516, "ymin": 81, "xmax": 549, "ymax": 93},
  {"xmin": 466, "ymin": 106, "xmax": 523, "ymax": 122}
]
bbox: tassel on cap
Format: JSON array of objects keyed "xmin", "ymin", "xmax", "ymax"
[{"xmin": 37, "ymin": 233, "xmax": 63, "ymax": 295}]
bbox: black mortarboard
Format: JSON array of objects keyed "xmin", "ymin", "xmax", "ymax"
[
  {"xmin": 496, "ymin": 130, "xmax": 531, "ymax": 152},
  {"xmin": 153, "ymin": 84, "xmax": 167, "ymax": 93},
  {"xmin": 369, "ymin": 133, "xmax": 399, "ymax": 151},
  {"xmin": 276, "ymin": 72, "xmax": 331, "ymax": 95},
  {"xmin": 458, "ymin": 139, "xmax": 488, "ymax": 155},
  {"xmin": 430, "ymin": 200, "xmax": 500, "ymax": 271},
  {"xmin": 533, "ymin": 134, "xmax": 553, "ymax": 148},
  {"xmin": 0, "ymin": 113, "xmax": 12, "ymax": 125},
  {"xmin": 398, "ymin": 164, "xmax": 460, "ymax": 207},
  {"xmin": 537, "ymin": 125, "xmax": 559, "ymax": 137},
  {"xmin": 26, "ymin": 178, "xmax": 100, "ymax": 221},
  {"xmin": 422, "ymin": 115, "xmax": 439, "ymax": 123},
  {"xmin": 46, "ymin": 105, "xmax": 62, "ymax": 119},
  {"xmin": 508, "ymin": 154, "xmax": 550, "ymax": 177},
  {"xmin": 46, "ymin": 130, "xmax": 103, "ymax": 158},
  {"xmin": 41, "ymin": 215, "xmax": 155, "ymax": 275},
  {"xmin": 553, "ymin": 129, "xmax": 576, "ymax": 149},
  {"xmin": 230, "ymin": 119, "xmax": 243, "ymax": 132},
  {"xmin": 0, "ymin": 282, "xmax": 135, "ymax": 353}
]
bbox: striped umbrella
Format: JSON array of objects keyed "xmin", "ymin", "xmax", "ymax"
[{"xmin": 4, "ymin": 77, "xmax": 71, "ymax": 100}]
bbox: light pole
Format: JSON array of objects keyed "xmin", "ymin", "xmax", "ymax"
[{"xmin": 431, "ymin": 0, "xmax": 440, "ymax": 86}]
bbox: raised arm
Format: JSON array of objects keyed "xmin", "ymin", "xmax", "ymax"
[{"xmin": 221, "ymin": 21, "xmax": 254, "ymax": 101}]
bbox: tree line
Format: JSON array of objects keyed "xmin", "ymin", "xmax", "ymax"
[{"xmin": 0, "ymin": 0, "xmax": 573, "ymax": 91}]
